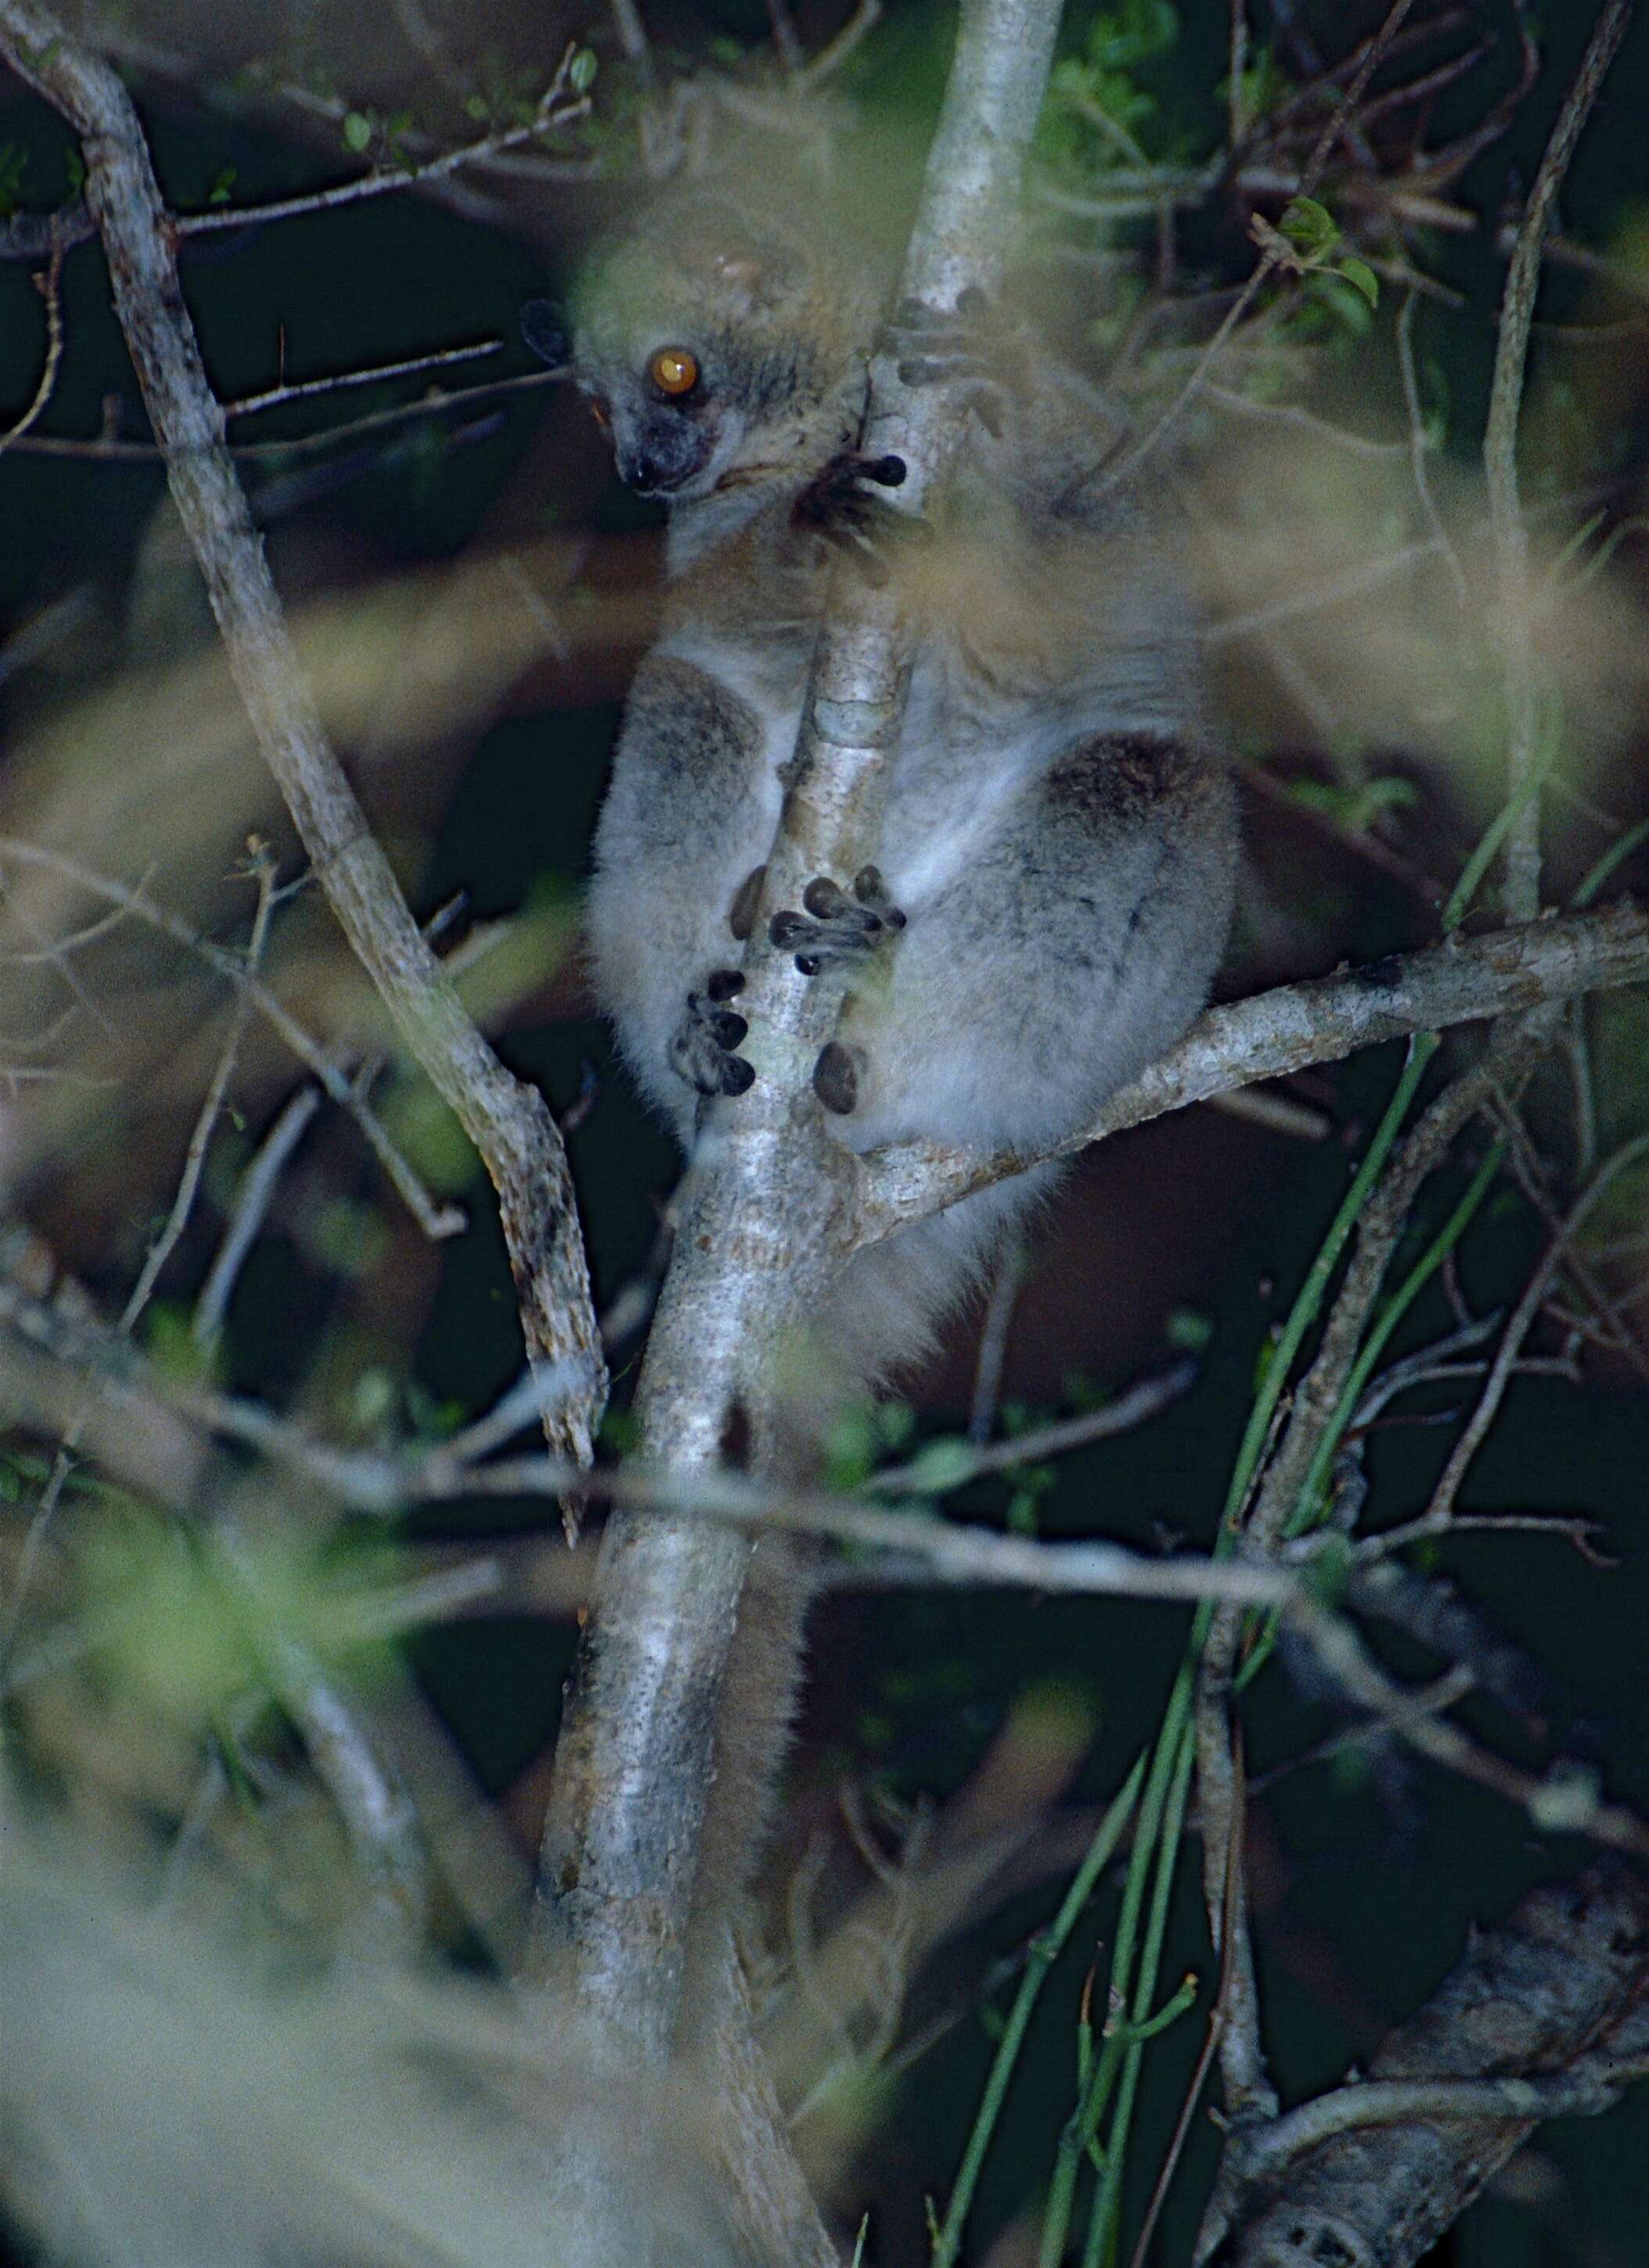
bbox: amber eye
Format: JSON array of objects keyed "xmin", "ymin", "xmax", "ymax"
[
  {"xmin": 589, "ymin": 398, "xmax": 610, "ymax": 432},
  {"xmin": 648, "ymin": 346, "xmax": 700, "ymax": 398}
]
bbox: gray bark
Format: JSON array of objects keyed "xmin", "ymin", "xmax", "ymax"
[{"xmin": 531, "ymin": 0, "xmax": 1068, "ymax": 2051}]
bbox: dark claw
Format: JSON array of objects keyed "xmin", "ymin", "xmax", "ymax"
[
  {"xmin": 706, "ymin": 968, "xmax": 745, "ymax": 1001},
  {"xmin": 802, "ymin": 876, "xmax": 852, "ymax": 919},
  {"xmin": 813, "ymin": 1041, "xmax": 860, "ymax": 1116},
  {"xmin": 720, "ymin": 1054, "xmax": 756, "ymax": 1096},
  {"xmin": 852, "ymin": 866, "xmax": 907, "ymax": 928}
]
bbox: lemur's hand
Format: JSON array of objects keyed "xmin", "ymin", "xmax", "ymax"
[
  {"xmin": 889, "ymin": 286, "xmax": 1028, "ymax": 437},
  {"xmin": 789, "ymin": 451, "xmax": 915, "ymax": 586}
]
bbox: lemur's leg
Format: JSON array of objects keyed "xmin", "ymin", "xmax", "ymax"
[
  {"xmin": 589, "ymin": 657, "xmax": 779, "ymax": 1131},
  {"xmin": 802, "ymin": 732, "xmax": 1237, "ymax": 1154}
]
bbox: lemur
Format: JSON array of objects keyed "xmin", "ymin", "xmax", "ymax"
[{"xmin": 530, "ymin": 183, "xmax": 1237, "ymax": 2084}]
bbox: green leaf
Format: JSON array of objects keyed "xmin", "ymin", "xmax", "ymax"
[
  {"xmin": 568, "ymin": 46, "xmax": 599, "ymax": 92},
  {"xmin": 1279, "ymin": 194, "xmax": 1338, "ymax": 257},
  {"xmin": 1303, "ymin": 268, "xmax": 1375, "ymax": 337},
  {"xmin": 1006, "ymin": 1489, "xmax": 1041, "ymax": 1535},
  {"xmin": 206, "ymin": 166, "xmax": 236, "ymax": 207},
  {"xmin": 144, "ymin": 1303, "xmax": 216, "ymax": 1385},
  {"xmin": 1091, "ymin": 0, "xmax": 1177, "ymax": 69},
  {"xmin": 1338, "ymin": 256, "xmax": 1379, "ymax": 308},
  {"xmin": 341, "ymin": 110, "xmax": 374, "ymax": 153},
  {"xmin": 1289, "ymin": 773, "xmax": 1417, "ymax": 833}
]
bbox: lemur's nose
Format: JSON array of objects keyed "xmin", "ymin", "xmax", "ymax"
[{"xmin": 617, "ymin": 430, "xmax": 699, "ymax": 495}]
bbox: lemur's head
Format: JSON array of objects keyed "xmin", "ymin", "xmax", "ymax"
[{"xmin": 542, "ymin": 196, "xmax": 878, "ymax": 502}]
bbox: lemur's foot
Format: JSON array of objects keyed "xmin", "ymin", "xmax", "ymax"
[
  {"xmin": 669, "ymin": 970, "xmax": 755, "ymax": 1097},
  {"xmin": 889, "ymin": 288, "xmax": 1025, "ymax": 437},
  {"xmin": 769, "ymin": 866, "xmax": 906, "ymax": 976},
  {"xmin": 790, "ymin": 449, "xmax": 913, "ymax": 587}
]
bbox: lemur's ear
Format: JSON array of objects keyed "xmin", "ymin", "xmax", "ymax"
[{"xmin": 520, "ymin": 301, "xmax": 569, "ymax": 368}]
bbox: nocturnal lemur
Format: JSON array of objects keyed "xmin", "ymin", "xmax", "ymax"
[
  {"xmin": 539, "ymin": 196, "xmax": 1235, "ymax": 2111},
  {"xmin": 555, "ymin": 192, "xmax": 1238, "ymax": 1394}
]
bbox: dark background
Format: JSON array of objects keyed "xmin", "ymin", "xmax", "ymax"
[{"xmin": 3, "ymin": 2, "xmax": 1649, "ymax": 2261}]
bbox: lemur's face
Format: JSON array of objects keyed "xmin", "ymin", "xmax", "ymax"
[{"xmin": 562, "ymin": 201, "xmax": 863, "ymax": 504}]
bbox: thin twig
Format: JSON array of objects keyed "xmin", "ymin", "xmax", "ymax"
[
  {"xmin": 967, "ymin": 1238, "xmax": 1024, "ymax": 1445},
  {"xmin": 1395, "ymin": 287, "xmax": 1470, "ymax": 609},
  {"xmin": 0, "ymin": 839, "xmax": 461, "ymax": 1240},
  {"xmin": 1483, "ymin": 0, "xmax": 1635, "ymax": 923},
  {"xmin": 121, "ymin": 843, "xmax": 277, "ymax": 1328},
  {"xmin": 1095, "ymin": 0, "xmax": 1423, "ymax": 499},
  {"xmin": 192, "ymin": 1083, "xmax": 322, "ymax": 1342},
  {"xmin": 0, "ymin": 0, "xmax": 607, "ymax": 1467},
  {"xmin": 1410, "ymin": 1130, "xmax": 1649, "ymax": 1539},
  {"xmin": 0, "ymin": 226, "xmax": 63, "ymax": 455},
  {"xmin": 225, "ymin": 338, "xmax": 501, "ymax": 422},
  {"xmin": 880, "ymin": 1360, "xmax": 1196, "ymax": 1492},
  {"xmin": 175, "ymin": 63, "xmax": 589, "ymax": 236}
]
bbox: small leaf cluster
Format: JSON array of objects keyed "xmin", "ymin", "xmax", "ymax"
[
  {"xmin": 1041, "ymin": 0, "xmax": 1181, "ymax": 171},
  {"xmin": 1255, "ymin": 193, "xmax": 1380, "ymax": 325}
]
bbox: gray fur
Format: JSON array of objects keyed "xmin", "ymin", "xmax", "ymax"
[
  {"xmin": 571, "ymin": 206, "xmax": 1238, "ymax": 2051},
  {"xmin": 576, "ymin": 201, "xmax": 1238, "ymax": 1398}
]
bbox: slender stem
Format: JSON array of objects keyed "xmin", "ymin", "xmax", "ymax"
[
  {"xmin": 933, "ymin": 1760, "xmax": 1146, "ymax": 2268},
  {"xmin": 1483, "ymin": 0, "xmax": 1635, "ymax": 923},
  {"xmin": 531, "ymin": 0, "xmax": 1069, "ymax": 2057},
  {"xmin": 0, "ymin": 0, "xmax": 607, "ymax": 1467}
]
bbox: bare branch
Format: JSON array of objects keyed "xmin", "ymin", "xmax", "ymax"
[
  {"xmin": 858, "ymin": 902, "xmax": 1649, "ymax": 1237},
  {"xmin": 0, "ymin": 225, "xmax": 63, "ymax": 455},
  {"xmin": 1201, "ymin": 1867, "xmax": 1649, "ymax": 2266},
  {"xmin": 531, "ymin": 0, "xmax": 1071, "ymax": 2083},
  {"xmin": 192, "ymin": 1083, "xmax": 322, "ymax": 1344},
  {"xmin": 121, "ymin": 842, "xmax": 277, "ymax": 1329},
  {"xmin": 173, "ymin": 52, "xmax": 589, "ymax": 236},
  {"xmin": 0, "ymin": 3, "xmax": 606, "ymax": 1465},
  {"xmin": 1484, "ymin": 0, "xmax": 1635, "ymax": 923},
  {"xmin": 224, "ymin": 337, "xmax": 502, "ymax": 423}
]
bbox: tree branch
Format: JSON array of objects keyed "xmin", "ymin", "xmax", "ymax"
[
  {"xmin": 1200, "ymin": 1866, "xmax": 1649, "ymax": 2266},
  {"xmin": 1483, "ymin": 0, "xmax": 1633, "ymax": 923},
  {"xmin": 531, "ymin": 0, "xmax": 1068, "ymax": 2056},
  {"xmin": 857, "ymin": 902, "xmax": 1649, "ymax": 1237},
  {"xmin": 0, "ymin": 0, "xmax": 606, "ymax": 1467}
]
